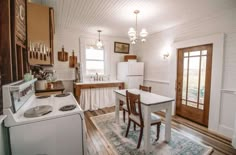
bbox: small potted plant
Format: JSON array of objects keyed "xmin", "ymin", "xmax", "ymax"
[{"xmin": 31, "ymin": 65, "xmax": 49, "ymax": 90}]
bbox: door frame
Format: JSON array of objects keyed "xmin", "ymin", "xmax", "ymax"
[
  {"xmin": 171, "ymin": 33, "xmax": 224, "ymax": 131},
  {"xmin": 176, "ymin": 44, "xmax": 213, "ymax": 126}
]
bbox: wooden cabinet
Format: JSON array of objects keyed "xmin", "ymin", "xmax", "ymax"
[
  {"xmin": 0, "ymin": 0, "xmax": 28, "ymax": 81},
  {"xmin": 27, "ymin": 3, "xmax": 54, "ymax": 65}
]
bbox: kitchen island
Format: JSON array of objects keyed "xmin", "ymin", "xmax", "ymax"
[{"xmin": 74, "ymin": 81, "xmax": 124, "ymax": 111}]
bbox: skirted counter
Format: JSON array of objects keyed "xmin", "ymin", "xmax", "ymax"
[{"xmin": 74, "ymin": 81, "xmax": 124, "ymax": 111}]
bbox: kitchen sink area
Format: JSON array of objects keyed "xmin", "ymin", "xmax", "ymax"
[{"xmin": 74, "ymin": 80, "xmax": 124, "ymax": 111}]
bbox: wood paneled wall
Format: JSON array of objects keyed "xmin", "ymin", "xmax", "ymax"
[
  {"xmin": 0, "ymin": 0, "xmax": 13, "ymax": 113},
  {"xmin": 0, "ymin": 0, "xmax": 28, "ymax": 113}
]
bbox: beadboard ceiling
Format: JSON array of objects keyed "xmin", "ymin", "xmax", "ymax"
[{"xmin": 31, "ymin": 0, "xmax": 236, "ymax": 37}]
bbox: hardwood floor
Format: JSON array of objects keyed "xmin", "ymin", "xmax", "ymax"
[{"xmin": 84, "ymin": 107, "xmax": 236, "ymax": 155}]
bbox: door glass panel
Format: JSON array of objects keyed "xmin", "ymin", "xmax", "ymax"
[
  {"xmin": 199, "ymin": 56, "xmax": 207, "ymax": 104},
  {"xmin": 187, "ymin": 56, "xmax": 200, "ymax": 102},
  {"xmin": 199, "ymin": 104, "xmax": 204, "ymax": 110},
  {"xmin": 182, "ymin": 100, "xmax": 186, "ymax": 105},
  {"xmin": 202, "ymin": 50, "xmax": 207, "ymax": 55},
  {"xmin": 189, "ymin": 51, "xmax": 200, "ymax": 56},
  {"xmin": 187, "ymin": 101, "xmax": 198, "ymax": 108},
  {"xmin": 182, "ymin": 58, "xmax": 188, "ymax": 101},
  {"xmin": 184, "ymin": 52, "xmax": 189, "ymax": 57}
]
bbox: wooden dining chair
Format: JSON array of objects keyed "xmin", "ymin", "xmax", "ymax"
[
  {"xmin": 125, "ymin": 90, "xmax": 161, "ymax": 148},
  {"xmin": 139, "ymin": 85, "xmax": 151, "ymax": 92},
  {"xmin": 122, "ymin": 85, "xmax": 151, "ymax": 123}
]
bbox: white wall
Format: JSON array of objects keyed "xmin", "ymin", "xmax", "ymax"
[
  {"xmin": 135, "ymin": 8, "xmax": 236, "ymax": 138},
  {"xmin": 43, "ymin": 32, "xmax": 78, "ymax": 92},
  {"xmin": 45, "ymin": 31, "xmax": 133, "ymax": 92}
]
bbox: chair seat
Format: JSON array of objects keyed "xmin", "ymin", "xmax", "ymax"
[
  {"xmin": 123, "ymin": 105, "xmax": 161, "ymax": 124},
  {"xmin": 129, "ymin": 113, "xmax": 161, "ymax": 125}
]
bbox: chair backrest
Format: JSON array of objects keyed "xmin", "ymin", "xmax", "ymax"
[
  {"xmin": 126, "ymin": 90, "xmax": 143, "ymax": 125},
  {"xmin": 139, "ymin": 85, "xmax": 151, "ymax": 92}
]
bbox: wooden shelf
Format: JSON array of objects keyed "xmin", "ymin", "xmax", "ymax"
[
  {"xmin": 28, "ymin": 50, "xmax": 52, "ymax": 65},
  {"xmin": 35, "ymin": 81, "xmax": 64, "ymax": 96}
]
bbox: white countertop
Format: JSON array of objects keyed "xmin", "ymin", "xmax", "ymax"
[
  {"xmin": 74, "ymin": 80, "xmax": 124, "ymax": 85},
  {"xmin": 114, "ymin": 89, "xmax": 174, "ymax": 105}
]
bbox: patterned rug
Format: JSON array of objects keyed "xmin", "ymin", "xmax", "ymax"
[{"xmin": 90, "ymin": 112, "xmax": 213, "ymax": 155}]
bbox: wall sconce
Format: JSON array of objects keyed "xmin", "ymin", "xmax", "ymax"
[{"xmin": 163, "ymin": 52, "xmax": 170, "ymax": 59}]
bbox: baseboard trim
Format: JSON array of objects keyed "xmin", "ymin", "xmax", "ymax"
[{"xmin": 218, "ymin": 124, "xmax": 233, "ymax": 139}]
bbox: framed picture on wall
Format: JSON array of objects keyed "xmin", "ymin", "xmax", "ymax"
[{"xmin": 114, "ymin": 42, "xmax": 130, "ymax": 54}]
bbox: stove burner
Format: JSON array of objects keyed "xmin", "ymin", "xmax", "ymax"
[
  {"xmin": 36, "ymin": 95, "xmax": 50, "ymax": 99},
  {"xmin": 59, "ymin": 105, "xmax": 76, "ymax": 111},
  {"xmin": 24, "ymin": 105, "xmax": 53, "ymax": 118},
  {"xmin": 55, "ymin": 93, "xmax": 70, "ymax": 97}
]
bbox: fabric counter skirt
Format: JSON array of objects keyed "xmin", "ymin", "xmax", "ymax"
[{"xmin": 80, "ymin": 87, "xmax": 118, "ymax": 111}]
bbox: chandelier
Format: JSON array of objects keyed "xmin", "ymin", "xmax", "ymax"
[
  {"xmin": 96, "ymin": 30, "xmax": 103, "ymax": 49},
  {"xmin": 128, "ymin": 10, "xmax": 148, "ymax": 44}
]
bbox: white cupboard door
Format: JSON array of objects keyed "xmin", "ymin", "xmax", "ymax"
[
  {"xmin": 127, "ymin": 76, "xmax": 144, "ymax": 89},
  {"xmin": 117, "ymin": 62, "xmax": 128, "ymax": 77},
  {"xmin": 128, "ymin": 62, "xmax": 144, "ymax": 76}
]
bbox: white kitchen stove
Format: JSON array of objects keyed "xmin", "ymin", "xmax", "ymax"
[
  {"xmin": 2, "ymin": 79, "xmax": 87, "ymax": 155},
  {"xmin": 6, "ymin": 92, "xmax": 83, "ymax": 125}
]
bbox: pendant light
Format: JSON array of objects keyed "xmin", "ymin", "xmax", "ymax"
[
  {"xmin": 128, "ymin": 10, "xmax": 148, "ymax": 44},
  {"xmin": 96, "ymin": 30, "xmax": 103, "ymax": 49}
]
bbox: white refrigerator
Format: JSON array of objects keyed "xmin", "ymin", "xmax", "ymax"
[{"xmin": 117, "ymin": 62, "xmax": 144, "ymax": 89}]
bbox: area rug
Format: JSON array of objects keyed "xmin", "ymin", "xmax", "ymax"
[{"xmin": 90, "ymin": 112, "xmax": 213, "ymax": 155}]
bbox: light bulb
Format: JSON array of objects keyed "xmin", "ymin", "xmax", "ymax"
[
  {"xmin": 140, "ymin": 28, "xmax": 148, "ymax": 37},
  {"xmin": 131, "ymin": 40, "xmax": 136, "ymax": 45},
  {"xmin": 128, "ymin": 27, "xmax": 136, "ymax": 37},
  {"xmin": 96, "ymin": 40, "xmax": 103, "ymax": 49}
]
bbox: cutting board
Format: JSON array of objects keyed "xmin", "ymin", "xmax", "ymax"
[
  {"xmin": 58, "ymin": 46, "xmax": 68, "ymax": 61},
  {"xmin": 69, "ymin": 51, "xmax": 77, "ymax": 68}
]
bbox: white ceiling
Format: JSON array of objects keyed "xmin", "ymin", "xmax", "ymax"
[{"xmin": 32, "ymin": 0, "xmax": 236, "ymax": 37}]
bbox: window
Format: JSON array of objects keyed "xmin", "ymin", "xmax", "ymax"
[{"xmin": 85, "ymin": 47, "xmax": 105, "ymax": 75}]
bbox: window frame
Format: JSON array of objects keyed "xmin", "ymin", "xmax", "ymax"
[{"xmin": 85, "ymin": 47, "xmax": 105, "ymax": 76}]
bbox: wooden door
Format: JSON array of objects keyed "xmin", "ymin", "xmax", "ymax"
[{"xmin": 176, "ymin": 44, "xmax": 212, "ymax": 126}]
